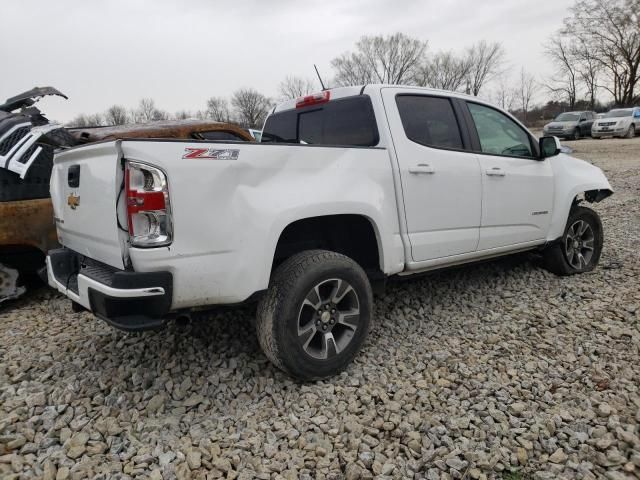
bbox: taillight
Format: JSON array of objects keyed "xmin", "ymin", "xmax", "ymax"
[
  {"xmin": 125, "ymin": 161, "xmax": 172, "ymax": 247},
  {"xmin": 295, "ymin": 91, "xmax": 330, "ymax": 108}
]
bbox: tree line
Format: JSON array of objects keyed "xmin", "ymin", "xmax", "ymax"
[
  {"xmin": 544, "ymin": 0, "xmax": 639, "ymax": 109},
  {"xmin": 67, "ymin": 0, "xmax": 638, "ymax": 129}
]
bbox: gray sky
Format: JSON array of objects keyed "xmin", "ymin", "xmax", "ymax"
[{"xmin": 2, "ymin": 0, "xmax": 575, "ymax": 122}]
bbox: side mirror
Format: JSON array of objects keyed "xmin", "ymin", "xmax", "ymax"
[
  {"xmin": 539, "ymin": 136, "xmax": 561, "ymax": 159},
  {"xmin": 579, "ymin": 118, "xmax": 586, "ymax": 122}
]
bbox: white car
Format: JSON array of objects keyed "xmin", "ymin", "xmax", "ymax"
[
  {"xmin": 592, "ymin": 107, "xmax": 640, "ymax": 138},
  {"xmin": 46, "ymin": 85, "xmax": 613, "ymax": 380}
]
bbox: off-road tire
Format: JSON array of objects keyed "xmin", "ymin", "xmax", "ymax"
[
  {"xmin": 543, "ymin": 206, "xmax": 603, "ymax": 276},
  {"xmin": 625, "ymin": 125, "xmax": 635, "ymax": 139},
  {"xmin": 256, "ymin": 250, "xmax": 373, "ymax": 381}
]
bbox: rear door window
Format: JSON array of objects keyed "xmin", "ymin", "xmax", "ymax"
[
  {"xmin": 262, "ymin": 95, "xmax": 379, "ymax": 146},
  {"xmin": 395, "ymin": 95, "xmax": 464, "ymax": 150}
]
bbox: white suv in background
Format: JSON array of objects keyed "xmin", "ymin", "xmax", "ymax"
[{"xmin": 592, "ymin": 107, "xmax": 640, "ymax": 138}]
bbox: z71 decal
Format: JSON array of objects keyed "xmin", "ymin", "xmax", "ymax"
[{"xmin": 182, "ymin": 148, "xmax": 240, "ymax": 160}]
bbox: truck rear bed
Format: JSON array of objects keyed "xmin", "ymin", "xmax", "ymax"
[{"xmin": 49, "ymin": 139, "xmax": 399, "ymax": 313}]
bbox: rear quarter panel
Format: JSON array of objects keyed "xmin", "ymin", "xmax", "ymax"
[{"xmin": 121, "ymin": 141, "xmax": 403, "ymax": 308}]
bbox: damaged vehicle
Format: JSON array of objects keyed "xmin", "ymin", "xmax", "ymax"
[
  {"xmin": 46, "ymin": 85, "xmax": 613, "ymax": 380},
  {"xmin": 0, "ymin": 87, "xmax": 73, "ymax": 303},
  {"xmin": 0, "ymin": 87, "xmax": 253, "ymax": 303}
]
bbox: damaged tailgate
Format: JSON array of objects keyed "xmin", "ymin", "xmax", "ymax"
[{"xmin": 51, "ymin": 141, "xmax": 126, "ymax": 269}]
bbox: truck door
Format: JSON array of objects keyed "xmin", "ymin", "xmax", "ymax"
[
  {"xmin": 381, "ymin": 88, "xmax": 482, "ymax": 262},
  {"xmin": 463, "ymin": 101, "xmax": 554, "ymax": 250}
]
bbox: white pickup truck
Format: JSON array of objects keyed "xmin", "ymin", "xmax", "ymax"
[{"xmin": 47, "ymin": 85, "xmax": 612, "ymax": 380}]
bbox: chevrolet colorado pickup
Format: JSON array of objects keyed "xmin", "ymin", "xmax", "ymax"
[{"xmin": 46, "ymin": 85, "xmax": 613, "ymax": 380}]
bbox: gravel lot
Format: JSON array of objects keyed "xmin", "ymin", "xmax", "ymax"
[{"xmin": 1, "ymin": 136, "xmax": 639, "ymax": 480}]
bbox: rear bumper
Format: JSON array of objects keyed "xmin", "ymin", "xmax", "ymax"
[{"xmin": 47, "ymin": 248, "xmax": 172, "ymax": 331}]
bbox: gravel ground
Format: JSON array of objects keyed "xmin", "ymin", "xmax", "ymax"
[{"xmin": 1, "ymin": 136, "xmax": 639, "ymax": 480}]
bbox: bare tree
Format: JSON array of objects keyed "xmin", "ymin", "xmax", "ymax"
[
  {"xmin": 174, "ymin": 110, "xmax": 193, "ymax": 120},
  {"xmin": 66, "ymin": 113, "xmax": 103, "ymax": 127},
  {"xmin": 331, "ymin": 33, "xmax": 427, "ymax": 86},
  {"xmin": 133, "ymin": 98, "xmax": 167, "ymax": 123},
  {"xmin": 564, "ymin": 0, "xmax": 640, "ymax": 106},
  {"xmin": 415, "ymin": 51, "xmax": 470, "ymax": 91},
  {"xmin": 278, "ymin": 76, "xmax": 317, "ymax": 100},
  {"xmin": 493, "ymin": 80, "xmax": 517, "ymax": 111},
  {"xmin": 544, "ymin": 38, "xmax": 579, "ymax": 108},
  {"xmin": 104, "ymin": 105, "xmax": 129, "ymax": 125},
  {"xmin": 518, "ymin": 68, "xmax": 538, "ymax": 123},
  {"xmin": 465, "ymin": 41, "xmax": 506, "ymax": 96},
  {"xmin": 231, "ymin": 88, "xmax": 271, "ymax": 128},
  {"xmin": 205, "ymin": 97, "xmax": 231, "ymax": 122},
  {"xmin": 573, "ymin": 40, "xmax": 602, "ymax": 109},
  {"xmin": 135, "ymin": 98, "xmax": 157, "ymax": 122}
]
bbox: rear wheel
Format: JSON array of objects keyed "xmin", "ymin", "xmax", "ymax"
[
  {"xmin": 543, "ymin": 206, "xmax": 603, "ymax": 276},
  {"xmin": 256, "ymin": 250, "xmax": 373, "ymax": 381}
]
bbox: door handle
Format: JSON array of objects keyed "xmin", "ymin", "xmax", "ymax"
[
  {"xmin": 485, "ymin": 167, "xmax": 505, "ymax": 177},
  {"xmin": 409, "ymin": 163, "xmax": 435, "ymax": 174}
]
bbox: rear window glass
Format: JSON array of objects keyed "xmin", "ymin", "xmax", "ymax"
[{"xmin": 261, "ymin": 95, "xmax": 379, "ymax": 146}]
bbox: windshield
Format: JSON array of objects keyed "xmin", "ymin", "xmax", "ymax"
[
  {"xmin": 604, "ymin": 109, "xmax": 632, "ymax": 118},
  {"xmin": 554, "ymin": 113, "xmax": 580, "ymax": 121}
]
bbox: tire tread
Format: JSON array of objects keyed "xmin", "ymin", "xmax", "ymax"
[{"xmin": 256, "ymin": 250, "xmax": 371, "ymax": 380}]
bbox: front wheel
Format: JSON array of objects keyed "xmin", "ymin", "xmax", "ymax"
[
  {"xmin": 543, "ymin": 206, "xmax": 603, "ymax": 276},
  {"xmin": 625, "ymin": 125, "xmax": 635, "ymax": 138},
  {"xmin": 572, "ymin": 128, "xmax": 581, "ymax": 140},
  {"xmin": 256, "ymin": 250, "xmax": 373, "ymax": 381}
]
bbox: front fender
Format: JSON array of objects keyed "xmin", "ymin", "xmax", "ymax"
[{"xmin": 547, "ymin": 154, "xmax": 613, "ymax": 240}]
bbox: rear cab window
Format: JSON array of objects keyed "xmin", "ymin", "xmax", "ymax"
[
  {"xmin": 395, "ymin": 95, "xmax": 464, "ymax": 150},
  {"xmin": 261, "ymin": 95, "xmax": 379, "ymax": 147}
]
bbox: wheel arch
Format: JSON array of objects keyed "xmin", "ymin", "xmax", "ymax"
[
  {"xmin": 547, "ymin": 155, "xmax": 613, "ymax": 241},
  {"xmin": 547, "ymin": 186, "xmax": 613, "ymax": 241},
  {"xmin": 269, "ymin": 213, "xmax": 385, "ymax": 279}
]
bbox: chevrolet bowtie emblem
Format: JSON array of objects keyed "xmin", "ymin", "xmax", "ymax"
[{"xmin": 67, "ymin": 194, "xmax": 80, "ymax": 210}]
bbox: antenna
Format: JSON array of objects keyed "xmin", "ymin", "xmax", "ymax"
[{"xmin": 314, "ymin": 64, "xmax": 327, "ymax": 91}]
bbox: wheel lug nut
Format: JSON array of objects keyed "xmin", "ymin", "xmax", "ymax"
[
  {"xmin": 322, "ymin": 325, "xmax": 327, "ymax": 330},
  {"xmin": 330, "ymin": 319, "xmax": 334, "ymax": 324},
  {"xmin": 316, "ymin": 320, "xmax": 320, "ymax": 326},
  {"xmin": 331, "ymin": 309, "xmax": 335, "ymax": 313}
]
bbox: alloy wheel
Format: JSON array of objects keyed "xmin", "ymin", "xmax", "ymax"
[
  {"xmin": 297, "ymin": 278, "xmax": 360, "ymax": 360},
  {"xmin": 564, "ymin": 219, "xmax": 595, "ymax": 270}
]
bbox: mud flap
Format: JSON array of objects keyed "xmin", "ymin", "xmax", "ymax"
[{"xmin": 0, "ymin": 263, "xmax": 25, "ymax": 304}]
